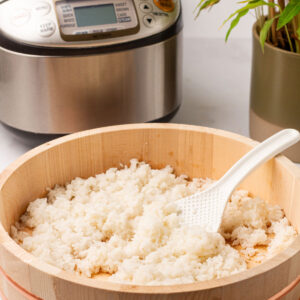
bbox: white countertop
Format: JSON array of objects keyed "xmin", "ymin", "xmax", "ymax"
[{"xmin": 0, "ymin": 37, "xmax": 253, "ymax": 172}]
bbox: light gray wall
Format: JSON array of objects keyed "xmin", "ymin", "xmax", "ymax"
[{"xmin": 182, "ymin": 1, "xmax": 255, "ymax": 39}]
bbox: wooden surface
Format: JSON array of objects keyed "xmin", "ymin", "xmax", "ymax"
[{"xmin": 0, "ymin": 123, "xmax": 299, "ymax": 300}]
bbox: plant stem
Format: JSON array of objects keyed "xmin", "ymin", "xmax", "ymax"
[
  {"xmin": 260, "ymin": 6, "xmax": 264, "ymax": 26},
  {"xmin": 268, "ymin": 0, "xmax": 278, "ymax": 46},
  {"xmin": 284, "ymin": 25, "xmax": 295, "ymax": 52},
  {"xmin": 276, "ymin": 1, "xmax": 295, "ymax": 53},
  {"xmin": 292, "ymin": 15, "xmax": 300, "ymax": 53},
  {"xmin": 255, "ymin": 8, "xmax": 262, "ymax": 30},
  {"xmin": 255, "ymin": 6, "xmax": 265, "ymax": 29},
  {"xmin": 277, "ymin": 30, "xmax": 286, "ymax": 48},
  {"xmin": 254, "ymin": 7, "xmax": 258, "ymax": 20},
  {"xmin": 275, "ymin": 0, "xmax": 285, "ymax": 48},
  {"xmin": 278, "ymin": 0, "xmax": 285, "ymax": 11}
]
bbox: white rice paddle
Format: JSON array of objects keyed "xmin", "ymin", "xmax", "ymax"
[{"xmin": 176, "ymin": 129, "xmax": 300, "ymax": 232}]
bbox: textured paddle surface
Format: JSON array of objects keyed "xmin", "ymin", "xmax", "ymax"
[{"xmin": 176, "ymin": 186, "xmax": 231, "ymax": 232}]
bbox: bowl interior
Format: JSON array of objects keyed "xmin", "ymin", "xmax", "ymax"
[{"xmin": 1, "ymin": 124, "xmax": 299, "ymax": 232}]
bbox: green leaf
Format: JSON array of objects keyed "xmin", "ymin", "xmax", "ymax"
[
  {"xmin": 195, "ymin": 0, "xmax": 220, "ymax": 13},
  {"xmin": 259, "ymin": 17, "xmax": 276, "ymax": 53},
  {"xmin": 195, "ymin": 0, "xmax": 207, "ymax": 12},
  {"xmin": 222, "ymin": 0, "xmax": 276, "ymax": 27},
  {"xmin": 201, "ymin": 0, "xmax": 219, "ymax": 9},
  {"xmin": 277, "ymin": 0, "xmax": 300, "ymax": 30},
  {"xmin": 195, "ymin": 0, "xmax": 220, "ymax": 17},
  {"xmin": 225, "ymin": 9, "xmax": 249, "ymax": 41},
  {"xmin": 238, "ymin": 0, "xmax": 261, "ymax": 3},
  {"xmin": 297, "ymin": 25, "xmax": 300, "ymax": 39}
]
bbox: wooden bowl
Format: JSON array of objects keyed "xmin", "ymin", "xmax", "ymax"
[{"xmin": 0, "ymin": 124, "xmax": 299, "ymax": 300}]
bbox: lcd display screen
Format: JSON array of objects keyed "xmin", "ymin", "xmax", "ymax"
[{"xmin": 74, "ymin": 4, "xmax": 117, "ymax": 27}]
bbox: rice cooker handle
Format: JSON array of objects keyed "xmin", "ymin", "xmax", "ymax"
[{"xmin": 268, "ymin": 275, "xmax": 300, "ymax": 300}]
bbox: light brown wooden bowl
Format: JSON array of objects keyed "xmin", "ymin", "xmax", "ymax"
[{"xmin": 0, "ymin": 124, "xmax": 299, "ymax": 300}]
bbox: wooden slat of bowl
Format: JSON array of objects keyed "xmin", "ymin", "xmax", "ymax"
[{"xmin": 0, "ymin": 124, "xmax": 299, "ymax": 300}]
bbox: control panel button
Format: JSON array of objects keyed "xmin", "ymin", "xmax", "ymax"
[
  {"xmin": 153, "ymin": 0, "xmax": 174, "ymax": 12},
  {"xmin": 33, "ymin": 1, "xmax": 51, "ymax": 16},
  {"xmin": 37, "ymin": 20, "xmax": 56, "ymax": 37},
  {"xmin": 143, "ymin": 14, "xmax": 155, "ymax": 27},
  {"xmin": 11, "ymin": 9, "xmax": 31, "ymax": 26},
  {"xmin": 140, "ymin": 2, "xmax": 152, "ymax": 13}
]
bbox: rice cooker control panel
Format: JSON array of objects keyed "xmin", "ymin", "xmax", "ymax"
[{"xmin": 0, "ymin": 0, "xmax": 180, "ymax": 48}]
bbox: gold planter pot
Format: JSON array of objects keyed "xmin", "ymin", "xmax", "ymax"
[{"xmin": 250, "ymin": 23, "xmax": 300, "ymax": 162}]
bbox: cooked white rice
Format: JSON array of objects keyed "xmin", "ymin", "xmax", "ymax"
[{"xmin": 11, "ymin": 159, "xmax": 297, "ymax": 285}]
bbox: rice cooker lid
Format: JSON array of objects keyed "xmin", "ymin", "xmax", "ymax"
[{"xmin": 0, "ymin": 0, "xmax": 182, "ymax": 55}]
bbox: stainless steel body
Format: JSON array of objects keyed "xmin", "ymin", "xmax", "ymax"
[
  {"xmin": 0, "ymin": 0, "xmax": 182, "ymax": 134},
  {"xmin": 0, "ymin": 33, "xmax": 182, "ymax": 134}
]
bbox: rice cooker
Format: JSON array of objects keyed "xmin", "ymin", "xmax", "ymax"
[{"xmin": 0, "ymin": 0, "xmax": 182, "ymax": 134}]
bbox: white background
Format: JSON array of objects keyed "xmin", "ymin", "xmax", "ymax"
[{"xmin": 181, "ymin": 1, "xmax": 255, "ymax": 39}]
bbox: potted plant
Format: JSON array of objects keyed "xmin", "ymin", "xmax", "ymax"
[{"xmin": 196, "ymin": 0, "xmax": 300, "ymax": 162}]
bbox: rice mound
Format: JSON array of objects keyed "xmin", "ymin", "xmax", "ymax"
[{"xmin": 11, "ymin": 159, "xmax": 297, "ymax": 285}]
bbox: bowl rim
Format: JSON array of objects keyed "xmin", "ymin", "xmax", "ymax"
[{"xmin": 0, "ymin": 123, "xmax": 299, "ymax": 294}]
